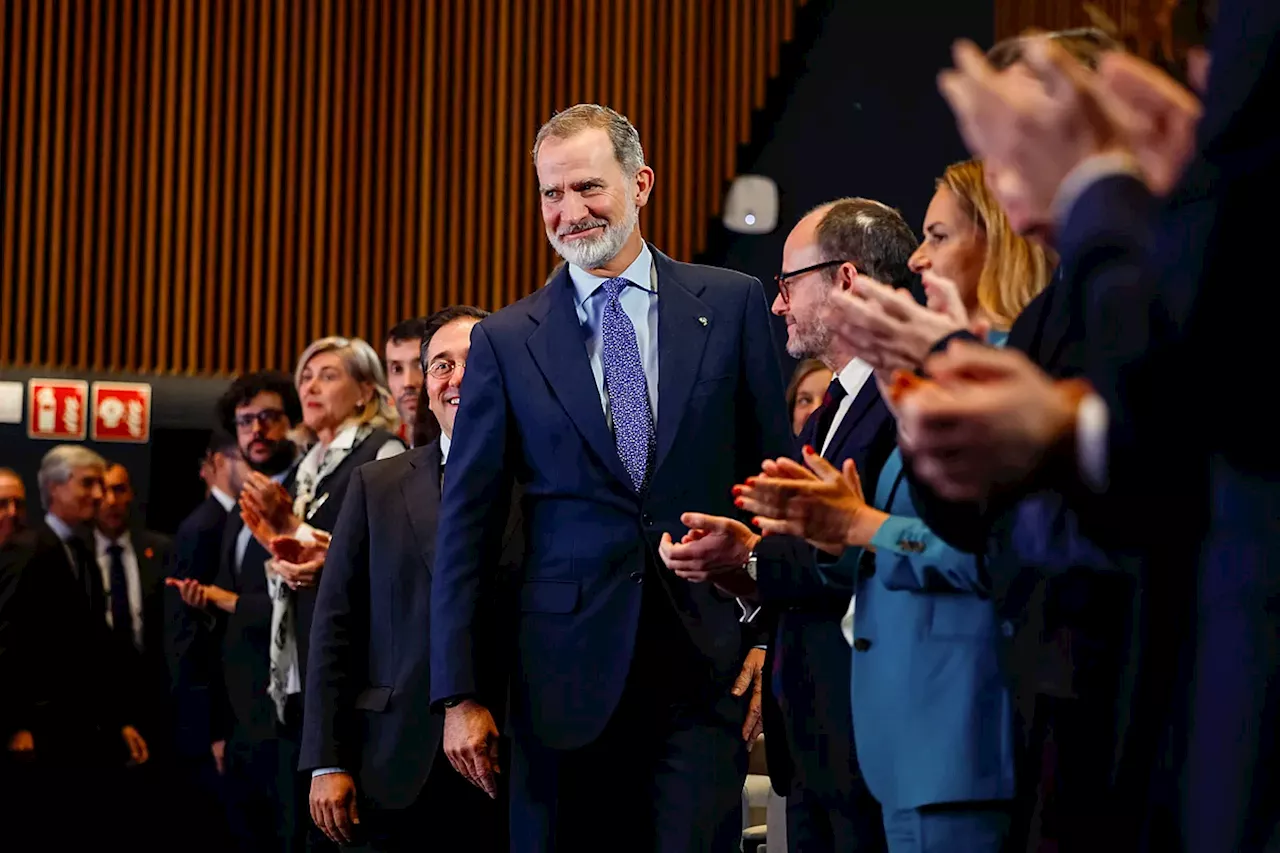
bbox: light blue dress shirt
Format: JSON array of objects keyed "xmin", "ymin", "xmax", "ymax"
[{"xmin": 567, "ymin": 243, "xmax": 660, "ymax": 424}]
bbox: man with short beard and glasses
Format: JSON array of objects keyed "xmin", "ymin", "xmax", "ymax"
[
  {"xmin": 431, "ymin": 103, "xmax": 792, "ymax": 851},
  {"xmin": 171, "ymin": 371, "xmax": 315, "ymax": 852}
]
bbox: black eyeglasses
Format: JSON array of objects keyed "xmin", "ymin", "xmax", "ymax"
[
  {"xmin": 233, "ymin": 408, "xmax": 286, "ymax": 430},
  {"xmin": 774, "ymin": 259, "xmax": 851, "ymax": 304}
]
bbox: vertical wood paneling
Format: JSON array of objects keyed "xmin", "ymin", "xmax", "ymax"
[{"xmin": 1, "ymin": 0, "xmax": 809, "ymax": 377}]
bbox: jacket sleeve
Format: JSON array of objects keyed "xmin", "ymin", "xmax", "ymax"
[
  {"xmin": 430, "ymin": 324, "xmax": 515, "ymax": 707},
  {"xmin": 300, "ymin": 467, "xmax": 371, "ymax": 772}
]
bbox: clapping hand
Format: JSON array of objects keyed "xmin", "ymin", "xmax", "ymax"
[
  {"xmin": 240, "ymin": 472, "xmax": 301, "ymax": 544},
  {"xmin": 899, "ymin": 341, "xmax": 1088, "ymax": 502},
  {"xmin": 736, "ymin": 448, "xmax": 886, "ymax": 551},
  {"xmin": 165, "ymin": 577, "xmax": 238, "ymax": 613},
  {"xmin": 823, "ymin": 271, "xmax": 986, "ymax": 373}
]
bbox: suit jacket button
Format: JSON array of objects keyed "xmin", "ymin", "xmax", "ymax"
[
  {"xmin": 630, "ymin": 570, "xmax": 644, "ymax": 584},
  {"xmin": 853, "ymin": 638, "xmax": 872, "ymax": 652}
]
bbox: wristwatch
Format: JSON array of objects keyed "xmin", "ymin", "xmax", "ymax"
[
  {"xmin": 441, "ymin": 695, "xmax": 471, "ymax": 709},
  {"xmin": 744, "ymin": 550, "xmax": 759, "ymax": 581}
]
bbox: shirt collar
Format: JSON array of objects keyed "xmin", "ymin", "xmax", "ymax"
[
  {"xmin": 440, "ymin": 431, "xmax": 451, "ymax": 463},
  {"xmin": 567, "ymin": 242, "xmax": 656, "ymax": 310},
  {"xmin": 94, "ymin": 527, "xmax": 132, "ymax": 557},
  {"xmin": 44, "ymin": 512, "xmax": 76, "ymax": 543},
  {"xmin": 210, "ymin": 487, "xmax": 236, "ymax": 512},
  {"xmin": 834, "ymin": 357, "xmax": 875, "ymax": 399},
  {"xmin": 326, "ymin": 421, "xmax": 364, "ymax": 452}
]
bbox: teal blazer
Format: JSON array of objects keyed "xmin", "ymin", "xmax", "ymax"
[{"xmin": 832, "ymin": 447, "xmax": 1016, "ymax": 811}]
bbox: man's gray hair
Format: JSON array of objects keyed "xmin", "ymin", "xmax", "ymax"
[
  {"xmin": 811, "ymin": 198, "xmax": 919, "ymax": 289},
  {"xmin": 37, "ymin": 444, "xmax": 106, "ymax": 509},
  {"xmin": 532, "ymin": 104, "xmax": 647, "ymax": 177}
]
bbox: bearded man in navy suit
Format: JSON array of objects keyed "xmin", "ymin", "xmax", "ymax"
[{"xmin": 430, "ymin": 103, "xmax": 793, "ymax": 852}]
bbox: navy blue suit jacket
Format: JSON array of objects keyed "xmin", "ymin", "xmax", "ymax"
[
  {"xmin": 429, "ymin": 247, "xmax": 793, "ymax": 750},
  {"xmin": 752, "ymin": 375, "xmax": 895, "ymax": 799}
]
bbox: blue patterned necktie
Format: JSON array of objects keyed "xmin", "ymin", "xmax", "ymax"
[{"xmin": 600, "ymin": 277, "xmax": 655, "ymax": 491}]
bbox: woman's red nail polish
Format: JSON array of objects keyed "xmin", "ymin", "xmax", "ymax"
[
  {"xmin": 734, "ymin": 498, "xmax": 745, "ymax": 508},
  {"xmin": 803, "ymin": 445, "xmax": 815, "ymax": 455}
]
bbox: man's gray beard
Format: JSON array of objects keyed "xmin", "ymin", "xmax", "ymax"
[
  {"xmin": 548, "ymin": 201, "xmax": 640, "ymax": 270},
  {"xmin": 785, "ymin": 299, "xmax": 833, "ymax": 360}
]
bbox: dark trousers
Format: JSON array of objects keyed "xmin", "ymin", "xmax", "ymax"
[
  {"xmin": 347, "ymin": 747, "xmax": 507, "ymax": 852},
  {"xmin": 787, "ymin": 775, "xmax": 886, "ymax": 853},
  {"xmin": 1010, "ymin": 694, "xmax": 1122, "ymax": 853},
  {"xmin": 224, "ymin": 697, "xmax": 330, "ymax": 853},
  {"xmin": 509, "ymin": 581, "xmax": 750, "ymax": 853},
  {"xmin": 0, "ymin": 728, "xmax": 162, "ymax": 850},
  {"xmin": 173, "ymin": 752, "xmax": 233, "ymax": 853}
]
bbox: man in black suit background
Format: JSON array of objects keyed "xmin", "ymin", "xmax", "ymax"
[
  {"xmin": 165, "ymin": 429, "xmax": 244, "ymax": 853},
  {"xmin": 93, "ymin": 460, "xmax": 174, "ymax": 849},
  {"xmin": 303, "ymin": 305, "xmax": 517, "ymax": 851},
  {"xmin": 170, "ymin": 371, "xmax": 307, "ymax": 852},
  {"xmin": 94, "ymin": 462, "xmax": 173, "ymax": 745},
  {"xmin": 0, "ymin": 445, "xmax": 150, "ymax": 847}
]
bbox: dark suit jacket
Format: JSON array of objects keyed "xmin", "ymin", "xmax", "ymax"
[
  {"xmin": 431, "ymin": 247, "xmax": 794, "ymax": 750},
  {"xmin": 752, "ymin": 376, "xmax": 895, "ymax": 800},
  {"xmin": 209, "ymin": 432, "xmax": 400, "ymax": 745},
  {"xmin": 301, "ymin": 441, "xmax": 522, "ymax": 809},
  {"xmin": 0, "ymin": 523, "xmax": 131, "ymax": 759},
  {"xmin": 105, "ymin": 528, "xmax": 172, "ymax": 747},
  {"xmin": 165, "ymin": 495, "xmax": 233, "ymax": 755},
  {"xmin": 210, "ymin": 512, "xmax": 279, "ymax": 744}
]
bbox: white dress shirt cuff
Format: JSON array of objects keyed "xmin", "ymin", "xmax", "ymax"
[
  {"xmin": 294, "ymin": 522, "xmax": 326, "ymax": 546},
  {"xmin": 1052, "ymin": 152, "xmax": 1144, "ymax": 229},
  {"xmin": 312, "ymin": 767, "xmax": 346, "ymax": 778},
  {"xmin": 1076, "ymin": 393, "xmax": 1109, "ymax": 493}
]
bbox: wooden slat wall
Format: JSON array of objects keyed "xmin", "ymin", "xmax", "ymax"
[
  {"xmin": 995, "ymin": 0, "xmax": 1153, "ymax": 43},
  {"xmin": 0, "ymin": 0, "xmax": 807, "ymax": 376}
]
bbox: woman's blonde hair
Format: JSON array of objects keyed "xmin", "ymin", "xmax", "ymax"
[
  {"xmin": 293, "ymin": 336, "xmax": 399, "ymax": 439},
  {"xmin": 938, "ymin": 160, "xmax": 1056, "ymax": 329}
]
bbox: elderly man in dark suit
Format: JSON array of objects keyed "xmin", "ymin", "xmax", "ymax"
[
  {"xmin": 430, "ymin": 103, "xmax": 793, "ymax": 852},
  {"xmin": 302, "ymin": 305, "xmax": 519, "ymax": 852},
  {"xmin": 0, "ymin": 445, "xmax": 150, "ymax": 848}
]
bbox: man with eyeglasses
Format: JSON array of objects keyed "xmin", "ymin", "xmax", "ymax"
[
  {"xmin": 302, "ymin": 305, "xmax": 516, "ymax": 851},
  {"xmin": 658, "ymin": 198, "xmax": 916, "ymax": 851},
  {"xmin": 0, "ymin": 468, "xmax": 27, "ymax": 547},
  {"xmin": 170, "ymin": 371, "xmax": 309, "ymax": 851}
]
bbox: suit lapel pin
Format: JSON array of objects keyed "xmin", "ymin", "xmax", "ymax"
[
  {"xmin": 143, "ymin": 547, "xmax": 154, "ymax": 559},
  {"xmin": 697, "ymin": 316, "xmax": 708, "ymax": 327}
]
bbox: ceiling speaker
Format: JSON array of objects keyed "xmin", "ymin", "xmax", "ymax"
[{"xmin": 722, "ymin": 175, "xmax": 779, "ymax": 235}]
